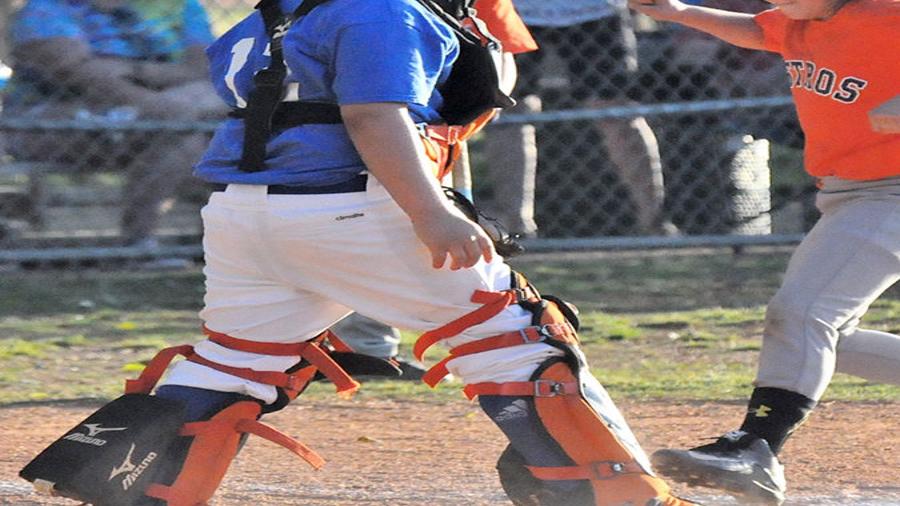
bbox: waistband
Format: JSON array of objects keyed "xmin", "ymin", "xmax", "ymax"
[{"xmin": 209, "ymin": 174, "xmax": 368, "ymax": 195}]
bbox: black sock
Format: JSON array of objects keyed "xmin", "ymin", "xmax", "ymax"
[{"xmin": 739, "ymin": 387, "xmax": 817, "ymax": 454}]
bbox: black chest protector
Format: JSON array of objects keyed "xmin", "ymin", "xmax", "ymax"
[{"xmin": 235, "ymin": 0, "xmax": 514, "ymax": 172}]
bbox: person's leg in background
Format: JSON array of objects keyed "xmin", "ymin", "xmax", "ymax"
[
  {"xmin": 481, "ymin": 94, "xmax": 541, "ymax": 238},
  {"xmin": 120, "ymin": 131, "xmax": 208, "ymax": 247},
  {"xmin": 478, "ymin": 47, "xmax": 540, "ymax": 239},
  {"xmin": 121, "ymin": 81, "xmax": 228, "ymax": 247},
  {"xmin": 330, "ymin": 312, "xmax": 427, "ymax": 380},
  {"xmin": 586, "ymin": 11, "xmax": 675, "ymax": 235}
]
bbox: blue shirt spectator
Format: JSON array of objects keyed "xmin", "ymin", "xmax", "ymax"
[
  {"xmin": 195, "ymin": 0, "xmax": 458, "ymax": 186},
  {"xmin": 8, "ymin": 0, "xmax": 214, "ymax": 105},
  {"xmin": 12, "ymin": 0, "xmax": 213, "ymax": 60},
  {"xmin": 4, "ymin": 0, "xmax": 224, "ymax": 247}
]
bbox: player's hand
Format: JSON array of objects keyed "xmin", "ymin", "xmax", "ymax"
[
  {"xmin": 627, "ymin": 0, "xmax": 687, "ymax": 21},
  {"xmin": 411, "ymin": 207, "xmax": 495, "ymax": 270}
]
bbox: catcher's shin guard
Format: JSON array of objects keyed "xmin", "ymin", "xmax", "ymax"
[
  {"xmin": 19, "ymin": 326, "xmax": 362, "ymax": 505},
  {"xmin": 20, "ymin": 393, "xmax": 322, "ymax": 506},
  {"xmin": 484, "ymin": 358, "xmax": 697, "ymax": 506},
  {"xmin": 413, "ymin": 271, "xmax": 696, "ymax": 506}
]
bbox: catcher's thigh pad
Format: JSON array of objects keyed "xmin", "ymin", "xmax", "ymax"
[{"xmin": 496, "ymin": 359, "xmax": 697, "ymax": 506}]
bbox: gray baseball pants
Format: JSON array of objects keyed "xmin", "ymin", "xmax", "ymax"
[{"xmin": 756, "ymin": 176, "xmax": 900, "ymax": 400}]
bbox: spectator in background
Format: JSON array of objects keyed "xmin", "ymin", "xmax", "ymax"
[
  {"xmin": 4, "ymin": 0, "xmax": 226, "ymax": 248},
  {"xmin": 477, "ymin": 0, "xmax": 540, "ymax": 238},
  {"xmin": 504, "ymin": 0, "xmax": 677, "ymax": 235}
]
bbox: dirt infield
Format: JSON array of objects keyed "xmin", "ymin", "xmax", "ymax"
[{"xmin": 2, "ymin": 398, "xmax": 897, "ymax": 506}]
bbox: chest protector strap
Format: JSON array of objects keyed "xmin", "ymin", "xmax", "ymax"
[{"xmin": 237, "ymin": 0, "xmax": 331, "ymax": 172}]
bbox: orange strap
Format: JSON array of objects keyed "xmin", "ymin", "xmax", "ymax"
[
  {"xmin": 203, "ymin": 326, "xmax": 358, "ymax": 397},
  {"xmin": 323, "ymin": 329, "xmax": 354, "ymax": 353},
  {"xmin": 462, "ymin": 379, "xmax": 580, "ymax": 401},
  {"xmin": 178, "ymin": 417, "xmax": 324, "ymax": 469},
  {"xmin": 413, "ymin": 286, "xmax": 539, "ymax": 362},
  {"xmin": 527, "ymin": 461, "xmax": 644, "ymax": 481},
  {"xmin": 424, "ymin": 110, "xmax": 499, "ymax": 180},
  {"xmin": 186, "ymin": 354, "xmax": 311, "ymax": 391},
  {"xmin": 126, "ymin": 328, "xmax": 359, "ymax": 398},
  {"xmin": 203, "ymin": 325, "xmax": 310, "ymax": 356},
  {"xmin": 421, "ymin": 323, "xmax": 578, "ymax": 387},
  {"xmin": 203, "ymin": 326, "xmax": 358, "ymax": 395},
  {"xmin": 295, "ymin": 340, "xmax": 360, "ymax": 398},
  {"xmin": 125, "ymin": 345, "xmax": 195, "ymax": 394}
]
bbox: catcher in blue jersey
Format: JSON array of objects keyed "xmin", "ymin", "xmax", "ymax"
[{"xmin": 20, "ymin": 1, "xmax": 697, "ymax": 505}]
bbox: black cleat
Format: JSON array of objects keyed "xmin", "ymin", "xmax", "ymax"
[{"xmin": 651, "ymin": 430, "xmax": 786, "ymax": 505}]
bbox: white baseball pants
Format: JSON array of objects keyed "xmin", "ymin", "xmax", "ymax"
[{"xmin": 162, "ymin": 178, "xmax": 563, "ymax": 403}]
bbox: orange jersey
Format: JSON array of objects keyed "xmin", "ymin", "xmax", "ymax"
[
  {"xmin": 473, "ymin": 0, "xmax": 539, "ymax": 54},
  {"xmin": 755, "ymin": 0, "xmax": 900, "ymax": 180}
]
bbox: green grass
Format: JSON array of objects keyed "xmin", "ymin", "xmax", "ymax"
[{"xmin": 1, "ymin": 248, "xmax": 898, "ymax": 405}]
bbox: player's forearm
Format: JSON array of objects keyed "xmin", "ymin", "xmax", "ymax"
[
  {"xmin": 341, "ymin": 103, "xmax": 453, "ymax": 220},
  {"xmin": 672, "ymin": 7, "xmax": 764, "ymax": 49},
  {"xmin": 633, "ymin": 3, "xmax": 765, "ymax": 50}
]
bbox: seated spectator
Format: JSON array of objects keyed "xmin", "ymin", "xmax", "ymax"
[{"xmin": 3, "ymin": 0, "xmax": 227, "ymax": 247}]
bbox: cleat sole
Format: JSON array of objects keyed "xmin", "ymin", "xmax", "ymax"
[{"xmin": 653, "ymin": 450, "xmax": 785, "ymax": 506}]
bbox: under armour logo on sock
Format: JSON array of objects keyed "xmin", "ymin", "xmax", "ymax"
[{"xmin": 751, "ymin": 405, "xmax": 772, "ymax": 418}]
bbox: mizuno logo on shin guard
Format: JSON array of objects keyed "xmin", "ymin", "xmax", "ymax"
[
  {"xmin": 109, "ymin": 443, "xmax": 158, "ymax": 490},
  {"xmin": 62, "ymin": 424, "xmax": 129, "ymax": 446},
  {"xmin": 83, "ymin": 424, "xmax": 128, "ymax": 437}
]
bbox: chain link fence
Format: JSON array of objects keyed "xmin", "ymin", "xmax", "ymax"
[{"xmin": 0, "ymin": 0, "xmax": 819, "ymax": 263}]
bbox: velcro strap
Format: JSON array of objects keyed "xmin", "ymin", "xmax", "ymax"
[
  {"xmin": 421, "ymin": 323, "xmax": 577, "ymax": 387},
  {"xmin": 297, "ymin": 342, "xmax": 360, "ymax": 398},
  {"xmin": 187, "ymin": 354, "xmax": 312, "ymax": 391},
  {"xmin": 180, "ymin": 415, "xmax": 325, "ymax": 469},
  {"xmin": 462, "ymin": 379, "xmax": 580, "ymax": 401},
  {"xmin": 413, "ymin": 289, "xmax": 518, "ymax": 361},
  {"xmin": 425, "ymin": 123, "xmax": 465, "ymax": 145},
  {"xmin": 202, "ymin": 326, "xmax": 358, "ymax": 397},
  {"xmin": 323, "ymin": 329, "xmax": 354, "ymax": 353},
  {"xmin": 527, "ymin": 461, "xmax": 644, "ymax": 481},
  {"xmin": 124, "ymin": 345, "xmax": 195, "ymax": 394},
  {"xmin": 204, "ymin": 325, "xmax": 311, "ymax": 356}
]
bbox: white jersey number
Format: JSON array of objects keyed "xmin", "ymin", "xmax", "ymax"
[{"xmin": 224, "ymin": 37, "xmax": 256, "ymax": 108}]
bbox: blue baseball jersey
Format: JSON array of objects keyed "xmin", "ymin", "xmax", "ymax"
[
  {"xmin": 194, "ymin": 0, "xmax": 459, "ymax": 186},
  {"xmin": 12, "ymin": 0, "xmax": 214, "ymax": 60}
]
